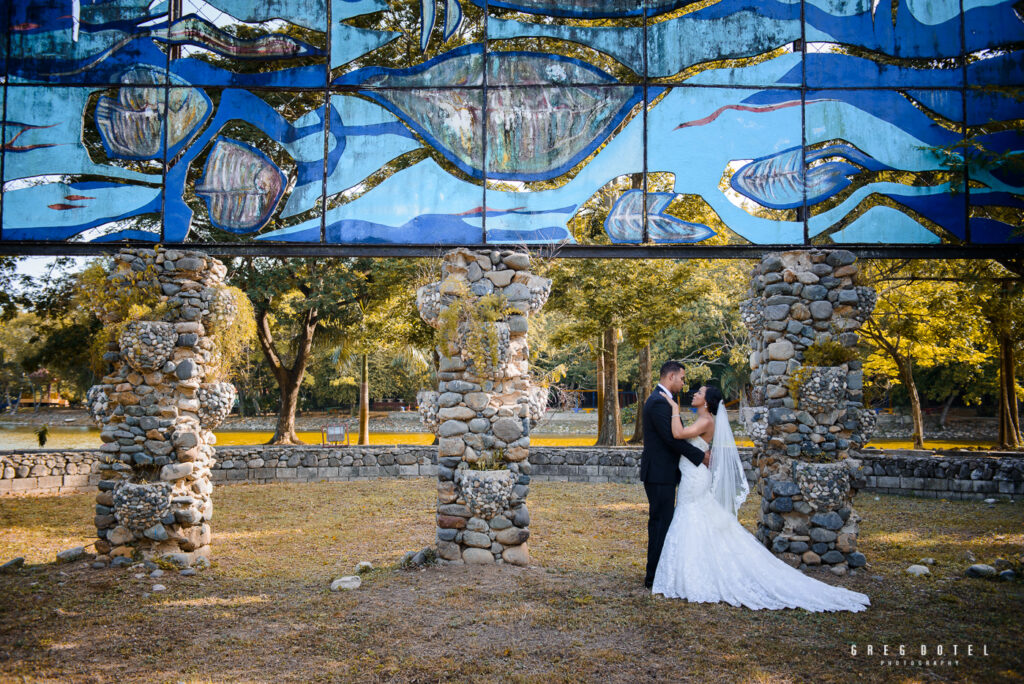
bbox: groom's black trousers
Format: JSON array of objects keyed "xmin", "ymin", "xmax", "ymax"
[{"xmin": 644, "ymin": 481, "xmax": 677, "ymax": 585}]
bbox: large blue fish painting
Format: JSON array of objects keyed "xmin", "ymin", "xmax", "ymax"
[
  {"xmin": 195, "ymin": 137, "xmax": 287, "ymax": 233},
  {"xmin": 95, "ymin": 66, "xmax": 212, "ymax": 160},
  {"xmin": 341, "ymin": 48, "xmax": 643, "ymax": 181},
  {"xmin": 729, "ymin": 142, "xmax": 893, "ymax": 210}
]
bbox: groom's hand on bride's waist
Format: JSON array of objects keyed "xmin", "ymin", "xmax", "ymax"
[{"xmin": 702, "ymin": 450, "xmax": 711, "ymax": 467}]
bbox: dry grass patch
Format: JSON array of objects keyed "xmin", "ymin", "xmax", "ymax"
[{"xmin": 0, "ymin": 480, "xmax": 1021, "ymax": 683}]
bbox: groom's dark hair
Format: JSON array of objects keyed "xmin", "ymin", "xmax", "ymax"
[{"xmin": 659, "ymin": 360, "xmax": 685, "ymax": 378}]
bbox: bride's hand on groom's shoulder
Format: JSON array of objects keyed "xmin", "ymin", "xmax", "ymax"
[{"xmin": 660, "ymin": 390, "xmax": 678, "ymax": 410}]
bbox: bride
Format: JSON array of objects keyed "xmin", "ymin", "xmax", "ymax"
[{"xmin": 651, "ymin": 385, "xmax": 870, "ymax": 612}]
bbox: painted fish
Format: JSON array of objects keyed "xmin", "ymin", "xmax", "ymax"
[
  {"xmin": 604, "ymin": 189, "xmax": 714, "ymax": 243},
  {"xmin": 729, "ymin": 142, "xmax": 892, "ymax": 210},
  {"xmin": 195, "ymin": 137, "xmax": 286, "ymax": 233},
  {"xmin": 345, "ymin": 48, "xmax": 642, "ymax": 181},
  {"xmin": 95, "ymin": 65, "xmax": 211, "ymax": 160}
]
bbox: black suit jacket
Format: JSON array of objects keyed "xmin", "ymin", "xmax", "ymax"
[{"xmin": 640, "ymin": 389, "xmax": 705, "ymax": 484}]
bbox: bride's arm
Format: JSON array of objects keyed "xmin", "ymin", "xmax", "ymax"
[
  {"xmin": 661, "ymin": 391, "xmax": 711, "ymax": 439},
  {"xmin": 674, "ymin": 415, "xmax": 711, "ymax": 439}
]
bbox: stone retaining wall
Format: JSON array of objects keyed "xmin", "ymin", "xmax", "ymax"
[{"xmin": 4, "ymin": 446, "xmax": 1022, "ymax": 501}]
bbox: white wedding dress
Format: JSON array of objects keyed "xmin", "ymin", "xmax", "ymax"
[{"xmin": 651, "ymin": 435, "xmax": 870, "ymax": 612}]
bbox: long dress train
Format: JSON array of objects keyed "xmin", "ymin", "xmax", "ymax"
[{"xmin": 651, "ymin": 436, "xmax": 870, "ymax": 612}]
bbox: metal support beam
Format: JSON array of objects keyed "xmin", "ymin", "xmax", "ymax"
[{"xmin": 0, "ymin": 241, "xmax": 1020, "ymax": 260}]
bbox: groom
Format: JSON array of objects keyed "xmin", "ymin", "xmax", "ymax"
[{"xmin": 640, "ymin": 360, "xmax": 709, "ymax": 589}]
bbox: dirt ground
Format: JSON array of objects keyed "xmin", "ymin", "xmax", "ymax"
[{"xmin": 0, "ymin": 480, "xmax": 1022, "ymax": 683}]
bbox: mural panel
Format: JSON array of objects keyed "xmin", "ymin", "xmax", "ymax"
[
  {"xmin": 803, "ymin": 0, "xmax": 964, "ymax": 89},
  {"xmin": 647, "ymin": 86, "xmax": 803, "ymax": 245},
  {"xmin": 966, "ymin": 88, "xmax": 1024, "ymax": 244},
  {"xmin": 806, "ymin": 88, "xmax": 967, "ymax": 245},
  {"xmin": 1, "ymin": 0, "xmax": 1022, "ymax": 249}
]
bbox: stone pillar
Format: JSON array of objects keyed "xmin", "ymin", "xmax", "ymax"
[
  {"xmin": 416, "ymin": 249, "xmax": 551, "ymax": 566},
  {"xmin": 87, "ymin": 248, "xmax": 237, "ymax": 569},
  {"xmin": 741, "ymin": 249, "xmax": 877, "ymax": 575}
]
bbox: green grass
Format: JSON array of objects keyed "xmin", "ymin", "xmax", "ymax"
[{"xmin": 0, "ymin": 481, "xmax": 1021, "ymax": 683}]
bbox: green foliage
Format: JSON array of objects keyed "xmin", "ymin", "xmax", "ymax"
[
  {"xmin": 437, "ymin": 283, "xmax": 512, "ymax": 377},
  {"xmin": 229, "ymin": 256, "xmax": 430, "ymax": 439},
  {"xmin": 0, "ymin": 257, "xmax": 32, "ymax": 322},
  {"xmin": 785, "ymin": 341, "xmax": 860, "ymax": 406},
  {"xmin": 78, "ymin": 259, "xmax": 167, "ymax": 376},
  {"xmin": 206, "ymin": 285, "xmax": 259, "ymax": 382},
  {"xmin": 683, "ymin": 362, "xmax": 713, "ymax": 386},
  {"xmin": 803, "ymin": 339, "xmax": 859, "ymax": 367},
  {"xmin": 314, "ymin": 347, "xmax": 430, "ymax": 407},
  {"xmin": 467, "ymin": 447, "xmax": 507, "ymax": 471},
  {"xmin": 860, "ymin": 260, "xmax": 995, "ymax": 402}
]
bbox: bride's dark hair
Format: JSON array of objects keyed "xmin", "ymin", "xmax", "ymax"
[{"xmin": 703, "ymin": 385, "xmax": 724, "ymax": 414}]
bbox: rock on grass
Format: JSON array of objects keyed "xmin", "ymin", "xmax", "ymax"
[
  {"xmin": 331, "ymin": 576, "xmax": 361, "ymax": 591},
  {"xmin": 966, "ymin": 564, "xmax": 997, "ymax": 578},
  {"xmin": 1, "ymin": 557, "xmax": 25, "ymax": 572},
  {"xmin": 56, "ymin": 547, "xmax": 85, "ymax": 563}
]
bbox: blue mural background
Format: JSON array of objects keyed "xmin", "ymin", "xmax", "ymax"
[{"xmin": 1, "ymin": 0, "xmax": 1021, "ymax": 247}]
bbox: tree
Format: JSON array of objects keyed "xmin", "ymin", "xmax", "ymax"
[
  {"xmin": 0, "ymin": 312, "xmax": 38, "ymax": 410},
  {"xmin": 618, "ymin": 259, "xmax": 711, "ymax": 443},
  {"xmin": 324, "ymin": 264, "xmax": 431, "ymax": 444},
  {"xmin": 956, "ymin": 261, "xmax": 1023, "ymax": 448},
  {"xmin": 545, "ymin": 257, "xmax": 704, "ymax": 445},
  {"xmin": 230, "ymin": 257, "xmax": 421, "ymax": 445},
  {"xmin": 21, "ymin": 259, "xmax": 104, "ymax": 402},
  {"xmin": 0, "ymin": 257, "xmax": 31, "ymax": 322},
  {"xmin": 859, "ymin": 260, "xmax": 992, "ymax": 448}
]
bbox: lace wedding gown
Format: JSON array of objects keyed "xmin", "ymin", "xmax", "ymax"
[{"xmin": 651, "ymin": 435, "xmax": 870, "ymax": 612}]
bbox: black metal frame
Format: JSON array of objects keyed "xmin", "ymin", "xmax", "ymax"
[{"xmin": 0, "ymin": 241, "xmax": 1020, "ymax": 259}]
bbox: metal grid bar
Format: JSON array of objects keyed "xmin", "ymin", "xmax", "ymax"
[{"xmin": 0, "ymin": 241, "xmax": 1019, "ymax": 260}]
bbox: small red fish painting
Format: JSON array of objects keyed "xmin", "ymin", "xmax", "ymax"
[
  {"xmin": 48, "ymin": 203, "xmax": 85, "ymax": 210},
  {"xmin": 63, "ymin": 195, "xmax": 95, "ymax": 201}
]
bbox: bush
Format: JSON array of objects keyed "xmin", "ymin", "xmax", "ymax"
[{"xmin": 802, "ymin": 339, "xmax": 859, "ymax": 366}]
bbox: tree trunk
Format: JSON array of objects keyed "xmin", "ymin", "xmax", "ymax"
[
  {"xmin": 1009, "ymin": 339, "xmax": 1022, "ymax": 446},
  {"xmin": 272, "ymin": 373, "xmax": 303, "ymax": 444},
  {"xmin": 597, "ymin": 327, "xmax": 622, "ymax": 446},
  {"xmin": 358, "ymin": 352, "xmax": 370, "ymax": 445},
  {"xmin": 997, "ymin": 332, "xmax": 1022, "ymax": 449},
  {"xmin": 896, "ymin": 355, "xmax": 925, "ymax": 449},
  {"xmin": 595, "ymin": 339, "xmax": 605, "ymax": 439},
  {"xmin": 255, "ymin": 304, "xmax": 318, "ymax": 445},
  {"xmin": 627, "ymin": 343, "xmax": 651, "ymax": 444},
  {"xmin": 939, "ymin": 392, "xmax": 956, "ymax": 430}
]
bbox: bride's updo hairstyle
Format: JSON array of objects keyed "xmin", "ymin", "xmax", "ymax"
[{"xmin": 703, "ymin": 385, "xmax": 724, "ymax": 414}]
